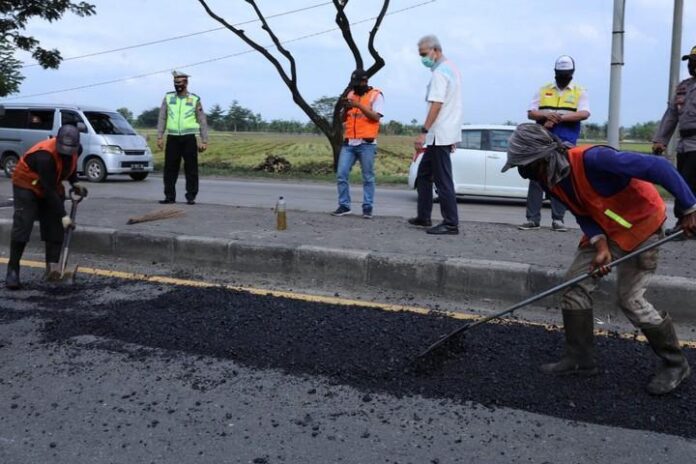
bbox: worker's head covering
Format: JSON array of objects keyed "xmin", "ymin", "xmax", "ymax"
[
  {"xmin": 172, "ymin": 70, "xmax": 190, "ymax": 79},
  {"xmin": 502, "ymin": 123, "xmax": 571, "ymax": 187},
  {"xmin": 56, "ymin": 124, "xmax": 80, "ymax": 156},
  {"xmin": 681, "ymin": 46, "xmax": 696, "ymax": 61},
  {"xmin": 554, "ymin": 55, "xmax": 575, "ymax": 72},
  {"xmin": 350, "ymin": 69, "xmax": 369, "ymax": 85}
]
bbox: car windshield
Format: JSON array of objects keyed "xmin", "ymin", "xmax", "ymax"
[{"xmin": 84, "ymin": 111, "xmax": 136, "ymax": 135}]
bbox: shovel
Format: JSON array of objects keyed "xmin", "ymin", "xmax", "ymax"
[
  {"xmin": 414, "ymin": 229, "xmax": 686, "ymax": 367},
  {"xmin": 47, "ymin": 188, "xmax": 84, "ymax": 283}
]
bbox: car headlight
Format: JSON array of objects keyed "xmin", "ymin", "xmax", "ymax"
[{"xmin": 101, "ymin": 145, "xmax": 124, "ymax": 155}]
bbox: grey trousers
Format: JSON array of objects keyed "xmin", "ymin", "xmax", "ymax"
[
  {"xmin": 561, "ymin": 232, "xmax": 664, "ymax": 328},
  {"xmin": 526, "ymin": 180, "xmax": 566, "ymax": 223}
]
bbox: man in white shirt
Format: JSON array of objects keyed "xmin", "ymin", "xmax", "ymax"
[{"xmin": 410, "ymin": 34, "xmax": 463, "ymax": 235}]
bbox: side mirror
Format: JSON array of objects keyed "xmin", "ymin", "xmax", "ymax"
[{"xmin": 76, "ymin": 122, "xmax": 87, "ymax": 133}]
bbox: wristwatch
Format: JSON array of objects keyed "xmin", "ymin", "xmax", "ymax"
[{"xmin": 420, "ymin": 126, "xmax": 429, "ymax": 134}]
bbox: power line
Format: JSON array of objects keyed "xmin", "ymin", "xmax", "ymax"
[
  {"xmin": 20, "ymin": 1, "xmax": 333, "ymax": 68},
  {"xmin": 8, "ymin": 0, "xmax": 436, "ymax": 101}
]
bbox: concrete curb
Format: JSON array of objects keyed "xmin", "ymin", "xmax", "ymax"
[{"xmin": 0, "ymin": 218, "xmax": 694, "ymax": 323}]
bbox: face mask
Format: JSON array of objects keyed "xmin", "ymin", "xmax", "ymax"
[
  {"xmin": 689, "ymin": 59, "xmax": 696, "ymax": 77},
  {"xmin": 555, "ymin": 72, "xmax": 573, "ymax": 88},
  {"xmin": 352, "ymin": 84, "xmax": 368, "ymax": 95},
  {"xmin": 421, "ymin": 53, "xmax": 436, "ymax": 68}
]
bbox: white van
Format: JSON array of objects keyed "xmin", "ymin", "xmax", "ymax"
[{"xmin": 0, "ymin": 103, "xmax": 154, "ymax": 182}]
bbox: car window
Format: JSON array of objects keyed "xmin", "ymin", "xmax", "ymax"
[
  {"xmin": 27, "ymin": 110, "xmax": 54, "ymax": 131},
  {"xmin": 489, "ymin": 130, "xmax": 513, "ymax": 152},
  {"xmin": 61, "ymin": 111, "xmax": 88, "ymax": 133},
  {"xmin": 84, "ymin": 111, "xmax": 136, "ymax": 135},
  {"xmin": 0, "ymin": 109, "xmax": 29, "ymax": 129},
  {"xmin": 458, "ymin": 130, "xmax": 482, "ymax": 150}
]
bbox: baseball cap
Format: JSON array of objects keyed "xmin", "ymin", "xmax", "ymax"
[
  {"xmin": 681, "ymin": 46, "xmax": 696, "ymax": 61},
  {"xmin": 56, "ymin": 124, "xmax": 80, "ymax": 155},
  {"xmin": 554, "ymin": 55, "xmax": 575, "ymax": 72},
  {"xmin": 350, "ymin": 69, "xmax": 369, "ymax": 84}
]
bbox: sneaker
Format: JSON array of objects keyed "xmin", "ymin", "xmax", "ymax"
[
  {"xmin": 426, "ymin": 223, "xmax": 459, "ymax": 235},
  {"xmin": 159, "ymin": 199, "xmax": 176, "ymax": 204},
  {"xmin": 362, "ymin": 209, "xmax": 373, "ymax": 219},
  {"xmin": 407, "ymin": 217, "xmax": 432, "ymax": 227},
  {"xmin": 518, "ymin": 221, "xmax": 540, "ymax": 231},
  {"xmin": 331, "ymin": 206, "xmax": 352, "ymax": 216},
  {"xmin": 186, "ymin": 199, "xmax": 196, "ymax": 205},
  {"xmin": 551, "ymin": 220, "xmax": 568, "ymax": 232},
  {"xmin": 5, "ymin": 268, "xmax": 20, "ymax": 290}
]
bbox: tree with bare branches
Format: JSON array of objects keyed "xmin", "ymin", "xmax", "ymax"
[{"xmin": 196, "ymin": 0, "xmax": 390, "ymax": 169}]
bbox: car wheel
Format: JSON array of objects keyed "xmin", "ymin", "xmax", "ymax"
[
  {"xmin": 84, "ymin": 157, "xmax": 108, "ymax": 182},
  {"xmin": 2, "ymin": 154, "xmax": 19, "ymax": 178},
  {"xmin": 129, "ymin": 172, "xmax": 148, "ymax": 181}
]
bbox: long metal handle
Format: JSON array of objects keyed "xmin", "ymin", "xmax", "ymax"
[{"xmin": 58, "ymin": 190, "xmax": 80, "ymax": 276}]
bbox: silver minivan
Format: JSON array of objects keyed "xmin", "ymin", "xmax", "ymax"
[{"xmin": 0, "ymin": 103, "xmax": 154, "ymax": 182}]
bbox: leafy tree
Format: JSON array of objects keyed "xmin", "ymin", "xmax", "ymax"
[
  {"xmin": 225, "ymin": 100, "xmax": 258, "ymax": 132},
  {"xmin": 0, "ymin": 1, "xmax": 96, "ymax": 97},
  {"xmin": 207, "ymin": 104, "xmax": 226, "ymax": 131},
  {"xmin": 116, "ymin": 107, "xmax": 134, "ymax": 124},
  {"xmin": 311, "ymin": 96, "xmax": 339, "ymax": 124},
  {"xmin": 135, "ymin": 107, "xmax": 160, "ymax": 128}
]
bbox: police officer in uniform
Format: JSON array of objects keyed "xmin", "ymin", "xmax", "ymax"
[
  {"xmin": 5, "ymin": 124, "xmax": 87, "ymax": 289},
  {"xmin": 156, "ymin": 70, "xmax": 209, "ymax": 205},
  {"xmin": 653, "ymin": 45, "xmax": 696, "ymax": 232}
]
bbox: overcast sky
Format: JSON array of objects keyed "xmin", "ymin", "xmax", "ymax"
[{"xmin": 6, "ymin": 0, "xmax": 696, "ymax": 126}]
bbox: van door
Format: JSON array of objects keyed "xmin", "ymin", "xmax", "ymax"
[
  {"xmin": 23, "ymin": 108, "xmax": 56, "ymax": 152},
  {"xmin": 452, "ymin": 129, "xmax": 486, "ymax": 194},
  {"xmin": 483, "ymin": 129, "xmax": 528, "ymax": 198}
]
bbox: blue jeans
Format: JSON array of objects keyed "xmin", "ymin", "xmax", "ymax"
[{"xmin": 336, "ymin": 143, "xmax": 377, "ymax": 212}]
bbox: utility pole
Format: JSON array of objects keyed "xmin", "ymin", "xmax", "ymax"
[
  {"xmin": 607, "ymin": 0, "xmax": 625, "ymax": 149},
  {"xmin": 667, "ymin": 0, "xmax": 684, "ymax": 157}
]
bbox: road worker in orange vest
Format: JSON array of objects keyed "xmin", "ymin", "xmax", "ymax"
[
  {"xmin": 503, "ymin": 123, "xmax": 696, "ymax": 395},
  {"xmin": 6, "ymin": 124, "xmax": 88, "ymax": 289}
]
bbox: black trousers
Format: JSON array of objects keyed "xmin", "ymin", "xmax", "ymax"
[
  {"xmin": 11, "ymin": 186, "xmax": 64, "ymax": 244},
  {"xmin": 415, "ymin": 144, "xmax": 459, "ymax": 226},
  {"xmin": 163, "ymin": 134, "xmax": 199, "ymax": 201},
  {"xmin": 675, "ymin": 150, "xmax": 696, "ymax": 218}
]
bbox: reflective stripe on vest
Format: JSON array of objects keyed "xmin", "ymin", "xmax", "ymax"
[
  {"xmin": 538, "ymin": 83, "xmax": 583, "ymax": 114},
  {"xmin": 165, "ymin": 93, "xmax": 200, "ymax": 136},
  {"xmin": 344, "ymin": 88, "xmax": 382, "ymax": 140},
  {"xmin": 550, "ymin": 145, "xmax": 666, "ymax": 251},
  {"xmin": 12, "ymin": 138, "xmax": 77, "ymax": 198}
]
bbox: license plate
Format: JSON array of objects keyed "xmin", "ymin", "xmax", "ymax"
[{"xmin": 131, "ymin": 164, "xmax": 144, "ymax": 170}]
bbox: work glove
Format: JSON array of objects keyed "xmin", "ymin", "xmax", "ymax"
[
  {"xmin": 72, "ymin": 182, "xmax": 88, "ymax": 198},
  {"xmin": 61, "ymin": 215, "xmax": 75, "ymax": 230}
]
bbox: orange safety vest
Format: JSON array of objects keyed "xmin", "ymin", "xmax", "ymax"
[
  {"xmin": 550, "ymin": 145, "xmax": 666, "ymax": 251},
  {"xmin": 12, "ymin": 138, "xmax": 77, "ymax": 199},
  {"xmin": 344, "ymin": 87, "xmax": 382, "ymax": 140}
]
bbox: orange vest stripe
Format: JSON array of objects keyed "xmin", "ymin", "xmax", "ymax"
[
  {"xmin": 344, "ymin": 88, "xmax": 382, "ymax": 140},
  {"xmin": 12, "ymin": 138, "xmax": 77, "ymax": 198},
  {"xmin": 551, "ymin": 145, "xmax": 666, "ymax": 251}
]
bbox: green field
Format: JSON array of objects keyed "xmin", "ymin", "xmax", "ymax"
[{"xmin": 140, "ymin": 129, "xmax": 654, "ymax": 183}]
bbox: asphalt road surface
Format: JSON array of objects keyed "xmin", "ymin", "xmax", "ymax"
[{"xmin": 1, "ymin": 265, "xmax": 694, "ymax": 463}]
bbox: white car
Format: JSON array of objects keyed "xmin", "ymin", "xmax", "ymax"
[{"xmin": 408, "ymin": 124, "xmax": 528, "ymax": 199}]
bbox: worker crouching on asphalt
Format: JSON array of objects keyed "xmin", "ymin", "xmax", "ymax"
[
  {"xmin": 502, "ymin": 123, "xmax": 696, "ymax": 395},
  {"xmin": 5, "ymin": 124, "xmax": 88, "ymax": 290}
]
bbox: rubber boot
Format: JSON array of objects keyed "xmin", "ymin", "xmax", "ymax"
[
  {"xmin": 642, "ymin": 315, "xmax": 691, "ymax": 395},
  {"xmin": 540, "ymin": 309, "xmax": 599, "ymax": 376},
  {"xmin": 6, "ymin": 240, "xmax": 26, "ymax": 290}
]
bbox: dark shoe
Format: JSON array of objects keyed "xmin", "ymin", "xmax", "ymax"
[
  {"xmin": 331, "ymin": 206, "xmax": 352, "ymax": 216},
  {"xmin": 159, "ymin": 199, "xmax": 175, "ymax": 204},
  {"xmin": 642, "ymin": 315, "xmax": 691, "ymax": 395},
  {"xmin": 5, "ymin": 268, "xmax": 20, "ymax": 290},
  {"xmin": 407, "ymin": 217, "xmax": 432, "ymax": 227},
  {"xmin": 426, "ymin": 223, "xmax": 459, "ymax": 235},
  {"xmin": 551, "ymin": 220, "xmax": 568, "ymax": 232},
  {"xmin": 540, "ymin": 309, "xmax": 599, "ymax": 376},
  {"xmin": 665, "ymin": 225, "xmax": 686, "ymax": 240},
  {"xmin": 186, "ymin": 199, "xmax": 196, "ymax": 205},
  {"xmin": 518, "ymin": 221, "xmax": 540, "ymax": 231},
  {"xmin": 362, "ymin": 208, "xmax": 373, "ymax": 219}
]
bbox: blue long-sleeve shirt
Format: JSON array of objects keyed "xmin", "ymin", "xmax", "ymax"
[{"xmin": 549, "ymin": 146, "xmax": 696, "ymax": 241}]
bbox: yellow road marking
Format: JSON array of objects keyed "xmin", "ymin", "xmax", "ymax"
[{"xmin": 2, "ymin": 257, "xmax": 695, "ymax": 346}]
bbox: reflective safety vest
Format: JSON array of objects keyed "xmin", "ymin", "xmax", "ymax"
[
  {"xmin": 344, "ymin": 88, "xmax": 382, "ymax": 140},
  {"xmin": 12, "ymin": 138, "xmax": 77, "ymax": 198},
  {"xmin": 538, "ymin": 83, "xmax": 585, "ymax": 144},
  {"xmin": 550, "ymin": 145, "xmax": 666, "ymax": 251},
  {"xmin": 165, "ymin": 92, "xmax": 200, "ymax": 136}
]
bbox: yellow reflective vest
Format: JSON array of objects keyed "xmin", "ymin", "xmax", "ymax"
[
  {"xmin": 165, "ymin": 92, "xmax": 200, "ymax": 136},
  {"xmin": 538, "ymin": 83, "xmax": 583, "ymax": 114}
]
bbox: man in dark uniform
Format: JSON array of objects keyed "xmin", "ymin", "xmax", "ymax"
[
  {"xmin": 6, "ymin": 124, "xmax": 88, "ymax": 289},
  {"xmin": 653, "ymin": 45, "xmax": 696, "ymax": 232},
  {"xmin": 156, "ymin": 70, "xmax": 208, "ymax": 205}
]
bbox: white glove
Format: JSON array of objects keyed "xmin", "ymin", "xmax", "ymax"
[{"xmin": 61, "ymin": 215, "xmax": 74, "ymax": 229}]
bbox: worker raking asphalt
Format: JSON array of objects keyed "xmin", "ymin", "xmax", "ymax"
[{"xmin": 2, "ymin": 275, "xmax": 694, "ymax": 440}]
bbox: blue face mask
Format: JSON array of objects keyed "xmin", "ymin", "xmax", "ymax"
[{"xmin": 421, "ymin": 55, "xmax": 436, "ymax": 68}]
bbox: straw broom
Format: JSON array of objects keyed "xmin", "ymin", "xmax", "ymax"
[{"xmin": 127, "ymin": 208, "xmax": 185, "ymax": 225}]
